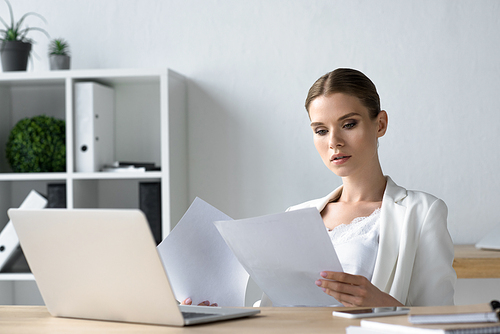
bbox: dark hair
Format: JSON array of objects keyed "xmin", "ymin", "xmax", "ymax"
[{"xmin": 305, "ymin": 68, "xmax": 381, "ymax": 119}]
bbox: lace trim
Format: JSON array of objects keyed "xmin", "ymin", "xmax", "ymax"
[{"xmin": 327, "ymin": 208, "xmax": 380, "ymax": 244}]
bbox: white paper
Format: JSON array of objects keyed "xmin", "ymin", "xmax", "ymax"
[
  {"xmin": 214, "ymin": 208, "xmax": 343, "ymax": 307},
  {"xmin": 157, "ymin": 198, "xmax": 249, "ymax": 307}
]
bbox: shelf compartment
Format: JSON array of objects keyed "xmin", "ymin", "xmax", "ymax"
[
  {"xmin": 73, "ymin": 179, "xmax": 148, "ymax": 209},
  {"xmin": 0, "ymin": 83, "xmax": 66, "ymax": 174}
]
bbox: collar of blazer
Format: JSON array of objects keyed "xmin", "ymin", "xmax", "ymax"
[{"xmin": 306, "ymin": 176, "xmax": 408, "ymax": 296}]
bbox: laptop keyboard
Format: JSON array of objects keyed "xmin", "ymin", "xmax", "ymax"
[{"xmin": 182, "ymin": 311, "xmax": 217, "ymax": 320}]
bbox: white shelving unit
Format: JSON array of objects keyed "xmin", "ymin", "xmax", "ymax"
[{"xmin": 0, "ymin": 68, "xmax": 188, "ymax": 304}]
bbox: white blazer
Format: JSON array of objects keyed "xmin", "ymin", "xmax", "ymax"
[{"xmin": 262, "ymin": 176, "xmax": 456, "ymax": 306}]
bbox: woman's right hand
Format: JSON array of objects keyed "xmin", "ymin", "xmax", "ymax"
[
  {"xmin": 181, "ymin": 298, "xmax": 218, "ymax": 307},
  {"xmin": 315, "ymin": 271, "xmax": 403, "ymax": 307}
]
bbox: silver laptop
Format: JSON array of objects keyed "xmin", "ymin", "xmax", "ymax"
[{"xmin": 7, "ymin": 208, "xmax": 259, "ymax": 326}]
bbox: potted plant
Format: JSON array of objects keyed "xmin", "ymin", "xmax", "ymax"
[
  {"xmin": 48, "ymin": 38, "xmax": 70, "ymax": 70},
  {"xmin": 5, "ymin": 115, "xmax": 66, "ymax": 173},
  {"xmin": 0, "ymin": 0, "xmax": 49, "ymax": 71}
]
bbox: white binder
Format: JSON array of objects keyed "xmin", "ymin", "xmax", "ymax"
[
  {"xmin": 75, "ymin": 82, "xmax": 115, "ymax": 173},
  {"xmin": 0, "ymin": 190, "xmax": 48, "ymax": 271}
]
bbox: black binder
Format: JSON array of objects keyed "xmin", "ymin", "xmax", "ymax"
[
  {"xmin": 47, "ymin": 183, "xmax": 66, "ymax": 208},
  {"xmin": 139, "ymin": 182, "xmax": 162, "ymax": 245}
]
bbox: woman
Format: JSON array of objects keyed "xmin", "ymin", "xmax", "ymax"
[
  {"xmin": 264, "ymin": 68, "xmax": 456, "ymax": 307},
  {"xmin": 187, "ymin": 68, "xmax": 456, "ymax": 307}
]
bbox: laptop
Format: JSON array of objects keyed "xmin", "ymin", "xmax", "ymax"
[
  {"xmin": 475, "ymin": 224, "xmax": 500, "ymax": 250},
  {"xmin": 7, "ymin": 208, "xmax": 259, "ymax": 326}
]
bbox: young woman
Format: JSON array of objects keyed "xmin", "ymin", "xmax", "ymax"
[
  {"xmin": 186, "ymin": 68, "xmax": 456, "ymax": 307},
  {"xmin": 262, "ymin": 68, "xmax": 456, "ymax": 307}
]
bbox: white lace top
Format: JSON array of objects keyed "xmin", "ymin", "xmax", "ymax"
[{"xmin": 327, "ymin": 208, "xmax": 380, "ymax": 281}]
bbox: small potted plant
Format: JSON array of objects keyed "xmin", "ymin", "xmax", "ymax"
[
  {"xmin": 48, "ymin": 38, "xmax": 70, "ymax": 70},
  {"xmin": 0, "ymin": 0, "xmax": 49, "ymax": 71}
]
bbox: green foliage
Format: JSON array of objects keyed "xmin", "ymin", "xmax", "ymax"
[
  {"xmin": 48, "ymin": 38, "xmax": 70, "ymax": 56},
  {"xmin": 6, "ymin": 115, "xmax": 66, "ymax": 173},
  {"xmin": 0, "ymin": 0, "xmax": 49, "ymax": 43}
]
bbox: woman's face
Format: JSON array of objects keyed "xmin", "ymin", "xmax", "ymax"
[{"xmin": 308, "ymin": 93, "xmax": 387, "ymax": 178}]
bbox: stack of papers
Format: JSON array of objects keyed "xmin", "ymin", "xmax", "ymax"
[
  {"xmin": 157, "ymin": 198, "xmax": 344, "ymax": 307},
  {"xmin": 347, "ymin": 303, "xmax": 500, "ymax": 333}
]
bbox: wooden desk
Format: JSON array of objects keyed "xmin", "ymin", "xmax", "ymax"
[
  {"xmin": 0, "ymin": 306, "xmax": 360, "ymax": 333},
  {"xmin": 453, "ymin": 244, "xmax": 500, "ymax": 278},
  {"xmin": 0, "ymin": 304, "xmax": 492, "ymax": 333}
]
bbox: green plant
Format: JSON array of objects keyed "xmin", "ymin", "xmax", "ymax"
[
  {"xmin": 0, "ymin": 0, "xmax": 49, "ymax": 43},
  {"xmin": 48, "ymin": 38, "xmax": 70, "ymax": 56},
  {"xmin": 6, "ymin": 115, "xmax": 66, "ymax": 173}
]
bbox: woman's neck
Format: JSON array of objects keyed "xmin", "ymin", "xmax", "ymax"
[{"xmin": 339, "ymin": 168, "xmax": 387, "ymax": 203}]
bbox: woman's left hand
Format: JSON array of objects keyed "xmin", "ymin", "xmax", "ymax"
[
  {"xmin": 181, "ymin": 298, "xmax": 218, "ymax": 307},
  {"xmin": 315, "ymin": 271, "xmax": 404, "ymax": 307}
]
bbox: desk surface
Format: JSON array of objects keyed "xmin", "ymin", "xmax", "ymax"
[
  {"xmin": 453, "ymin": 244, "xmax": 500, "ymax": 278},
  {"xmin": 0, "ymin": 304, "xmax": 492, "ymax": 334},
  {"xmin": 0, "ymin": 306, "xmax": 359, "ymax": 333}
]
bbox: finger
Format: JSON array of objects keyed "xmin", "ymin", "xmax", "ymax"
[
  {"xmin": 317, "ymin": 276, "xmax": 367, "ymax": 304},
  {"xmin": 322, "ymin": 286, "xmax": 363, "ymax": 307},
  {"xmin": 198, "ymin": 300, "xmax": 211, "ymax": 306},
  {"xmin": 317, "ymin": 279, "xmax": 357, "ymax": 296},
  {"xmin": 181, "ymin": 297, "xmax": 192, "ymax": 305},
  {"xmin": 320, "ymin": 271, "xmax": 365, "ymax": 285},
  {"xmin": 323, "ymin": 278, "xmax": 373, "ymax": 307},
  {"xmin": 338, "ymin": 298, "xmax": 357, "ymax": 307}
]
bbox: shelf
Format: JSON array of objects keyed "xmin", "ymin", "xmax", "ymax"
[
  {"xmin": 72, "ymin": 172, "xmax": 162, "ymax": 180},
  {"xmin": 0, "ymin": 68, "xmax": 188, "ymax": 292},
  {"xmin": 0, "ymin": 68, "xmax": 168, "ymax": 85},
  {"xmin": 0, "ymin": 172, "xmax": 162, "ymax": 181},
  {"xmin": 0, "ymin": 173, "xmax": 67, "ymax": 181},
  {"xmin": 0, "ymin": 273, "xmax": 35, "ymax": 281},
  {"xmin": 0, "ymin": 67, "xmax": 188, "ymax": 231}
]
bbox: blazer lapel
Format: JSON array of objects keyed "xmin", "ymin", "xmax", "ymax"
[
  {"xmin": 371, "ymin": 176, "xmax": 407, "ymax": 293},
  {"xmin": 314, "ymin": 186, "xmax": 343, "ymax": 212}
]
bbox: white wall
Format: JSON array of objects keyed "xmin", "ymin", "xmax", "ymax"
[
  {"xmin": 10, "ymin": 0, "xmax": 500, "ymax": 243},
  {"xmin": 6, "ymin": 0, "xmax": 500, "ymax": 304}
]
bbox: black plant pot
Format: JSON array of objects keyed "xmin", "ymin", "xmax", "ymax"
[{"xmin": 1, "ymin": 41, "xmax": 31, "ymax": 71}]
